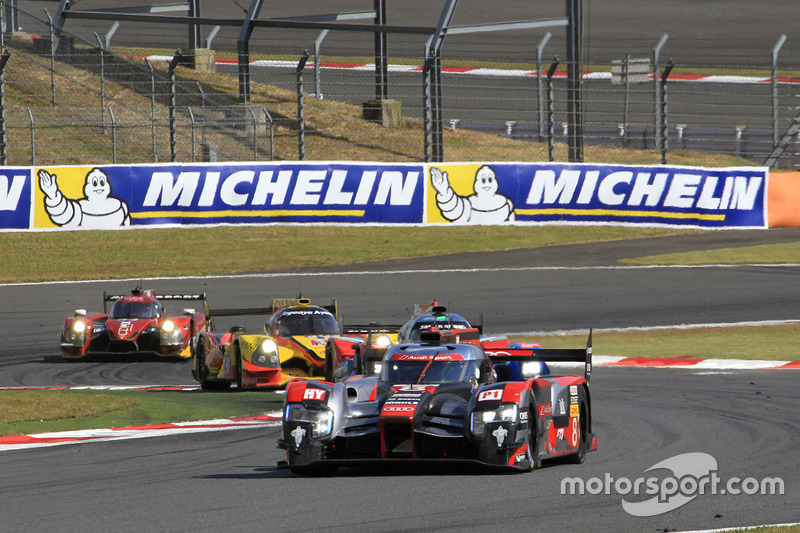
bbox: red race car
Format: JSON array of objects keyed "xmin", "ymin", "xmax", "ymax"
[{"xmin": 60, "ymin": 287, "xmax": 210, "ymax": 361}]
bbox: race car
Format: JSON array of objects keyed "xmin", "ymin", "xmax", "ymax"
[
  {"xmin": 192, "ymin": 297, "xmax": 342, "ymax": 390},
  {"xmin": 278, "ymin": 329, "xmax": 596, "ymax": 475},
  {"xmin": 60, "ymin": 287, "xmax": 210, "ymax": 361},
  {"xmin": 325, "ymin": 301, "xmax": 540, "ymax": 382}
]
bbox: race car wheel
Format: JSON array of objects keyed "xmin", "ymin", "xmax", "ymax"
[
  {"xmin": 324, "ymin": 344, "xmax": 334, "ymax": 383},
  {"xmin": 235, "ymin": 351, "xmax": 243, "ymax": 389},
  {"xmin": 197, "ymin": 347, "xmax": 230, "ymax": 391},
  {"xmin": 567, "ymin": 399, "xmax": 589, "ymax": 464},
  {"xmin": 528, "ymin": 403, "xmax": 542, "ymax": 470}
]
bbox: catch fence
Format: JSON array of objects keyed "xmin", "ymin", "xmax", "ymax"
[{"xmin": 2, "ymin": 1, "xmax": 799, "ymax": 168}]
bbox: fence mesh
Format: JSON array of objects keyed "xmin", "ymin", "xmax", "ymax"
[{"xmin": 2, "ymin": 0, "xmax": 799, "ymax": 168}]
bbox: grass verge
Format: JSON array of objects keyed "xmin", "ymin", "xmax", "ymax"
[
  {"xmin": 514, "ymin": 323, "xmax": 800, "ymax": 360},
  {"xmin": 0, "ymin": 225, "xmax": 687, "ymax": 283},
  {"xmin": 0, "ymin": 389, "xmax": 283, "ymax": 437}
]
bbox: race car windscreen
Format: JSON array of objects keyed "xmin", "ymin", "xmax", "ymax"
[
  {"xmin": 276, "ymin": 309, "xmax": 340, "ymax": 336},
  {"xmin": 110, "ymin": 300, "xmax": 163, "ymax": 319},
  {"xmin": 382, "ymin": 360, "xmax": 480, "ymax": 384}
]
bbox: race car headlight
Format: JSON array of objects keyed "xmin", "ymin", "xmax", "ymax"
[
  {"xmin": 372, "ymin": 335, "xmax": 392, "ymax": 348},
  {"xmin": 66, "ymin": 320, "xmax": 88, "ymax": 344},
  {"xmin": 471, "ymin": 403, "xmax": 518, "ymax": 436},
  {"xmin": 371, "ymin": 362, "xmax": 382, "ymax": 374},
  {"xmin": 160, "ymin": 320, "xmax": 183, "ymax": 344},
  {"xmin": 521, "ymin": 361, "xmax": 547, "ymax": 378},
  {"xmin": 286, "ymin": 404, "xmax": 333, "ymax": 439},
  {"xmin": 252, "ymin": 339, "xmax": 280, "ymax": 367}
]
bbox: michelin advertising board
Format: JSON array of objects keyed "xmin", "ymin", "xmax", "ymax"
[{"xmin": 0, "ymin": 162, "xmax": 768, "ymax": 230}]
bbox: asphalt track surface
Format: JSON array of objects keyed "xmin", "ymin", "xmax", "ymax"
[{"xmin": 0, "ymin": 230, "xmax": 799, "ymax": 532}]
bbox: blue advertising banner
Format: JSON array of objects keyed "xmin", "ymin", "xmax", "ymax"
[
  {"xmin": 10, "ymin": 161, "xmax": 769, "ymax": 231},
  {"xmin": 29, "ymin": 162, "xmax": 425, "ymax": 229},
  {"xmin": 0, "ymin": 168, "xmax": 32, "ymax": 230},
  {"xmin": 425, "ymin": 163, "xmax": 767, "ymax": 228}
]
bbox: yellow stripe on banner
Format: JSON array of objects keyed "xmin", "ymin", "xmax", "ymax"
[
  {"xmin": 515, "ymin": 208, "xmax": 726, "ymax": 221},
  {"xmin": 131, "ymin": 209, "xmax": 366, "ymax": 219}
]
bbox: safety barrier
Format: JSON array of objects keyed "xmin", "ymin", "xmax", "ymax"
[{"xmin": 2, "ymin": 162, "xmax": 796, "ymax": 231}]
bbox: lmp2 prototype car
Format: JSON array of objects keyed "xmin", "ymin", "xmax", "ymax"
[
  {"xmin": 192, "ymin": 297, "xmax": 342, "ymax": 390},
  {"xmin": 60, "ymin": 287, "xmax": 210, "ymax": 360},
  {"xmin": 325, "ymin": 301, "xmax": 539, "ymax": 382},
  {"xmin": 279, "ymin": 330, "xmax": 596, "ymax": 475}
]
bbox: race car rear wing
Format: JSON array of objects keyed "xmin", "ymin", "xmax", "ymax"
[
  {"xmin": 103, "ymin": 290, "xmax": 208, "ymax": 313},
  {"xmin": 485, "ymin": 330, "xmax": 593, "ymax": 382},
  {"xmin": 341, "ymin": 323, "xmax": 404, "ymax": 336},
  {"xmin": 208, "ymin": 298, "xmax": 338, "ymax": 319}
]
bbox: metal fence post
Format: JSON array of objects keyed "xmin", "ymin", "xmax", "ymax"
[
  {"xmin": 248, "ymin": 106, "xmax": 258, "ymax": 161},
  {"xmin": 0, "ymin": 48, "xmax": 10, "ymax": 166},
  {"xmin": 109, "ymin": 106, "xmax": 117, "ymax": 164},
  {"xmin": 296, "ymin": 50, "xmax": 309, "ymax": 161},
  {"xmin": 169, "ymin": 49, "xmax": 181, "ymax": 162},
  {"xmin": 546, "ymin": 57, "xmax": 559, "ymax": 162},
  {"xmin": 653, "ymin": 33, "xmax": 669, "ymax": 152},
  {"xmin": 422, "ymin": 43, "xmax": 433, "ymax": 163},
  {"xmin": 26, "ymin": 106, "xmax": 34, "ymax": 165},
  {"xmin": 146, "ymin": 59, "xmax": 157, "ymax": 162},
  {"xmin": 659, "ymin": 59, "xmax": 673, "ymax": 164},
  {"xmin": 536, "ymin": 32, "xmax": 552, "ymax": 142},
  {"xmin": 44, "ymin": 9, "xmax": 56, "ymax": 107},
  {"xmin": 772, "ymin": 34, "xmax": 787, "ymax": 149},
  {"xmin": 263, "ymin": 107, "xmax": 274, "ymax": 161},
  {"xmin": 188, "ymin": 107, "xmax": 196, "ymax": 162},
  {"xmin": 196, "ymin": 82, "xmax": 206, "ymax": 148},
  {"xmin": 94, "ymin": 32, "xmax": 106, "ymax": 134},
  {"xmin": 565, "ymin": 0, "xmax": 584, "ymax": 163}
]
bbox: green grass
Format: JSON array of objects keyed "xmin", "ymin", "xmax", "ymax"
[
  {"xmin": 515, "ymin": 323, "xmax": 800, "ymax": 360},
  {"xmin": 0, "ymin": 225, "xmax": 687, "ymax": 283},
  {"xmin": 0, "ymin": 389, "xmax": 283, "ymax": 437},
  {"xmin": 621, "ymin": 242, "xmax": 800, "ymax": 266}
]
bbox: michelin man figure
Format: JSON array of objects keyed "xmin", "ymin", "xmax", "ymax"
[
  {"xmin": 430, "ymin": 165, "xmax": 515, "ymax": 224},
  {"xmin": 38, "ymin": 167, "xmax": 130, "ymax": 228}
]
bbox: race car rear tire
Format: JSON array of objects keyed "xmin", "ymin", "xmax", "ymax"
[
  {"xmin": 567, "ymin": 399, "xmax": 588, "ymax": 464},
  {"xmin": 197, "ymin": 347, "xmax": 230, "ymax": 391}
]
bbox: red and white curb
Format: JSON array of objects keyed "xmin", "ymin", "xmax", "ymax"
[
  {"xmin": 133, "ymin": 55, "xmax": 800, "ymax": 85},
  {"xmin": 0, "ymin": 411, "xmax": 282, "ymax": 452}
]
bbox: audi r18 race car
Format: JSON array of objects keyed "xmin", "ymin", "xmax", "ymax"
[
  {"xmin": 192, "ymin": 297, "xmax": 341, "ymax": 390},
  {"xmin": 279, "ymin": 330, "xmax": 596, "ymax": 475},
  {"xmin": 325, "ymin": 301, "xmax": 540, "ymax": 382},
  {"xmin": 60, "ymin": 287, "xmax": 210, "ymax": 360}
]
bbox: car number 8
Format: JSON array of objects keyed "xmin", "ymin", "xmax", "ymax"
[{"xmin": 571, "ymin": 416, "xmax": 579, "ymax": 447}]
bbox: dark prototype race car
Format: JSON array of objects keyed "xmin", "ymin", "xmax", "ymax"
[
  {"xmin": 325, "ymin": 301, "xmax": 541, "ymax": 383},
  {"xmin": 279, "ymin": 330, "xmax": 596, "ymax": 475}
]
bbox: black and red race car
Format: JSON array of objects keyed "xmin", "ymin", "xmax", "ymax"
[
  {"xmin": 279, "ymin": 329, "xmax": 596, "ymax": 475},
  {"xmin": 60, "ymin": 287, "xmax": 210, "ymax": 360}
]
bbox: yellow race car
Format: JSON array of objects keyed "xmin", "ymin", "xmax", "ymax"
[{"xmin": 192, "ymin": 297, "xmax": 340, "ymax": 390}]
